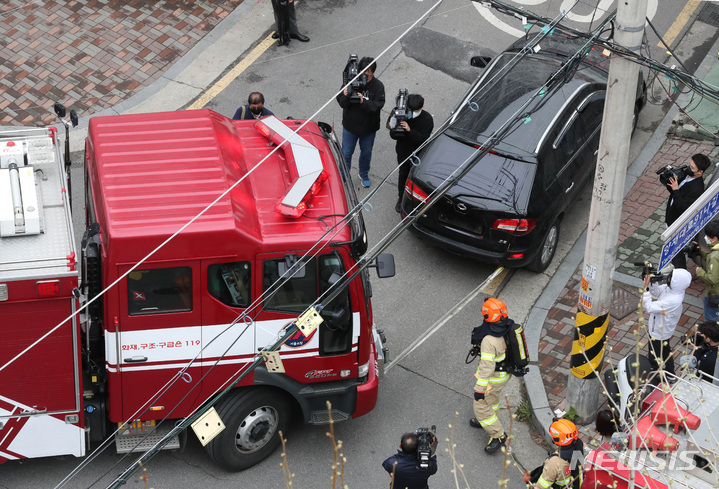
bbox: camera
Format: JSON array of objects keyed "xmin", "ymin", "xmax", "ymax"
[
  {"xmin": 343, "ymin": 54, "xmax": 366, "ymax": 104},
  {"xmin": 657, "ymin": 164, "xmax": 693, "ymax": 188},
  {"xmin": 414, "ymin": 425, "xmax": 437, "ymax": 470},
  {"xmin": 680, "ymin": 331, "xmax": 706, "ymax": 348},
  {"xmin": 683, "ymin": 241, "xmax": 701, "ymax": 260},
  {"xmin": 390, "ymin": 89, "xmax": 409, "ymax": 138},
  {"xmin": 634, "ymin": 262, "xmax": 666, "ymax": 284}
]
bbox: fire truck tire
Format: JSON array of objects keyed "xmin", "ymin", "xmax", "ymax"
[{"xmin": 206, "ymin": 388, "xmax": 290, "ymax": 471}]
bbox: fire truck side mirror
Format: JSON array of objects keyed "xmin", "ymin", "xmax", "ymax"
[
  {"xmin": 70, "ymin": 109, "xmax": 79, "ymax": 127},
  {"xmin": 317, "ymin": 121, "xmax": 333, "ymax": 136},
  {"xmin": 53, "ymin": 102, "xmax": 67, "ymax": 118},
  {"xmin": 373, "ymin": 253, "xmax": 395, "ymax": 279}
]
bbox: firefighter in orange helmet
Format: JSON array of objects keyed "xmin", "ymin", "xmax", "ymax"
[
  {"xmin": 523, "ymin": 419, "xmax": 583, "ymax": 488},
  {"xmin": 469, "ymin": 298, "xmax": 513, "ymax": 453}
]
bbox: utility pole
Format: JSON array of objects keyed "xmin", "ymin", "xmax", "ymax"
[{"xmin": 567, "ymin": 0, "xmax": 649, "ymax": 422}]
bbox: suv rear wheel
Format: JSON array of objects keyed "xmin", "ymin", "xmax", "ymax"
[{"xmin": 528, "ymin": 221, "xmax": 559, "ymax": 273}]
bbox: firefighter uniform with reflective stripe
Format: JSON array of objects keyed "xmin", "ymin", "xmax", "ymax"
[
  {"xmin": 536, "ymin": 455, "xmax": 574, "ymax": 488},
  {"xmin": 473, "ymin": 334, "xmax": 510, "ymax": 438}
]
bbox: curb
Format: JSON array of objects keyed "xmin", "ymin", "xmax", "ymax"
[{"xmin": 525, "ymin": 31, "xmax": 719, "ymax": 445}]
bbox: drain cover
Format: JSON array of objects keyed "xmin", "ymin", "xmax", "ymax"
[{"xmin": 610, "ymin": 287, "xmax": 641, "ymax": 320}]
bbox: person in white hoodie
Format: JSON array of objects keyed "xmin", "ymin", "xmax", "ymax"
[{"xmin": 642, "ymin": 267, "xmax": 692, "ymax": 376}]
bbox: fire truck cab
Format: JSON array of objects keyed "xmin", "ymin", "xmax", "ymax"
[{"xmin": 0, "ymin": 109, "xmax": 391, "ymax": 471}]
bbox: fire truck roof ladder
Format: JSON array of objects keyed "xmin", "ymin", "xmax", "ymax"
[{"xmin": 0, "ymin": 135, "xmax": 54, "ymax": 237}]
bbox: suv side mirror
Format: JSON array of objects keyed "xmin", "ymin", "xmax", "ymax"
[{"xmin": 470, "ymin": 56, "xmax": 492, "ymax": 68}]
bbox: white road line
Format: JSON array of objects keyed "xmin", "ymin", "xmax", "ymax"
[{"xmin": 386, "ymin": 267, "xmax": 505, "ymax": 372}]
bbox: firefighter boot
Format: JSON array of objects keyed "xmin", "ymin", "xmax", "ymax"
[
  {"xmin": 485, "ymin": 433, "xmax": 507, "ymax": 453},
  {"xmin": 469, "ymin": 418, "xmax": 482, "ymax": 429}
]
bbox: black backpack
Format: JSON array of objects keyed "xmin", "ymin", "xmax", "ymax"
[{"xmin": 504, "ymin": 321, "xmax": 530, "ymax": 376}]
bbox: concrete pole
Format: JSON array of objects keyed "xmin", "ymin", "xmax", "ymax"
[{"xmin": 566, "ymin": 0, "xmax": 649, "ymax": 422}]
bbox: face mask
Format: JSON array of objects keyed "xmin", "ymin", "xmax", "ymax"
[
  {"xmin": 706, "ymin": 235, "xmax": 714, "ymax": 245},
  {"xmin": 412, "ymin": 110, "xmax": 421, "ymax": 118}
]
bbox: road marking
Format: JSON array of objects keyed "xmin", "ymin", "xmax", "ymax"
[
  {"xmin": 188, "ymin": 35, "xmax": 276, "ymax": 110},
  {"xmin": 386, "ymin": 267, "xmax": 505, "ymax": 372},
  {"xmin": 659, "ymin": 0, "xmax": 701, "ymax": 48}
]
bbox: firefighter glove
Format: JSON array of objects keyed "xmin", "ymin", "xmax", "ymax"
[{"xmin": 474, "ymin": 391, "xmax": 485, "ymax": 401}]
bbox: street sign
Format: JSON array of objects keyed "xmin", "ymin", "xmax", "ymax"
[{"xmin": 659, "ymin": 177, "xmax": 719, "ymax": 270}]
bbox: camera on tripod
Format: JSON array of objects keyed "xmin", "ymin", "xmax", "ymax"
[
  {"xmin": 390, "ymin": 89, "xmax": 409, "ymax": 138},
  {"xmin": 414, "ymin": 425, "xmax": 437, "ymax": 470},
  {"xmin": 343, "ymin": 54, "xmax": 367, "ymax": 104},
  {"xmin": 634, "ymin": 261, "xmax": 666, "ymax": 284},
  {"xmin": 657, "ymin": 164, "xmax": 693, "ymax": 188}
]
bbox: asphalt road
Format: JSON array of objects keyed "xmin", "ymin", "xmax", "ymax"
[{"xmin": 2, "ymin": 0, "xmax": 695, "ymax": 488}]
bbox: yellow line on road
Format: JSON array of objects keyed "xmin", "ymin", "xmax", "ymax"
[
  {"xmin": 189, "ymin": 35, "xmax": 276, "ymax": 110},
  {"xmin": 483, "ymin": 267, "xmax": 509, "ymax": 296},
  {"xmin": 658, "ymin": 0, "xmax": 701, "ymax": 49}
]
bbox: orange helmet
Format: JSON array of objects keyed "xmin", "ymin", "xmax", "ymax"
[
  {"xmin": 549, "ymin": 419, "xmax": 578, "ymax": 446},
  {"xmin": 482, "ymin": 298, "xmax": 508, "ymax": 323}
]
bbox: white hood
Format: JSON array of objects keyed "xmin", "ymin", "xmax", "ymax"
[{"xmin": 669, "ymin": 268, "xmax": 692, "ymax": 293}]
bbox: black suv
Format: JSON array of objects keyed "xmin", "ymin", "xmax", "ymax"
[{"xmin": 400, "ymin": 36, "xmax": 646, "ymax": 272}]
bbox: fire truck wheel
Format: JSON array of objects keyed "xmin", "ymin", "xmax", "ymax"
[{"xmin": 206, "ymin": 388, "xmax": 290, "ymax": 471}]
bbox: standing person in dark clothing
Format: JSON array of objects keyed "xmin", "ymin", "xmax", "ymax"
[
  {"xmin": 336, "ymin": 56, "xmax": 385, "ymax": 188},
  {"xmin": 382, "ymin": 432, "xmax": 437, "ymax": 489},
  {"xmin": 388, "ymin": 94, "xmax": 434, "ymax": 213},
  {"xmin": 680, "ymin": 321, "xmax": 719, "ymax": 382},
  {"xmin": 232, "ymin": 92, "xmax": 274, "ymax": 120},
  {"xmin": 270, "ymin": 0, "xmax": 309, "ymax": 47},
  {"xmin": 664, "ymin": 153, "xmax": 711, "ymax": 268}
]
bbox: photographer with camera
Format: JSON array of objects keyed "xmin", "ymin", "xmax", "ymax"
[
  {"xmin": 641, "ymin": 267, "xmax": 692, "ymax": 376},
  {"xmin": 336, "ymin": 56, "xmax": 385, "ymax": 188},
  {"xmin": 662, "ymin": 153, "xmax": 711, "ymax": 269},
  {"xmin": 680, "ymin": 321, "xmax": 719, "ymax": 381},
  {"xmin": 388, "ymin": 92, "xmax": 434, "ymax": 213},
  {"xmin": 382, "ymin": 431, "xmax": 438, "ymax": 489},
  {"xmin": 696, "ymin": 221, "xmax": 719, "ymax": 322}
]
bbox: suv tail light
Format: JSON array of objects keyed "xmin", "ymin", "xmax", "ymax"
[
  {"xmin": 404, "ymin": 179, "xmax": 429, "ymax": 202},
  {"xmin": 491, "ymin": 218, "xmax": 535, "ymax": 235}
]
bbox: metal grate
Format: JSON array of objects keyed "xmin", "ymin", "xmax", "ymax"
[
  {"xmin": 610, "ymin": 287, "xmax": 641, "ymax": 320},
  {"xmin": 299, "ymin": 380, "xmax": 354, "ymax": 395},
  {"xmin": 312, "ymin": 409, "xmax": 350, "ymax": 424},
  {"xmin": 115, "ymin": 425, "xmax": 180, "ymax": 454},
  {"xmin": 698, "ymin": 3, "xmax": 719, "ymax": 28}
]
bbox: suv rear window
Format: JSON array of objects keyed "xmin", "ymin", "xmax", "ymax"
[{"xmin": 447, "ymin": 53, "xmax": 593, "ymax": 156}]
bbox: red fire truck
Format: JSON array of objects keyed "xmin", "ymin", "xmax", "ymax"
[{"xmin": 0, "ymin": 109, "xmax": 392, "ymax": 471}]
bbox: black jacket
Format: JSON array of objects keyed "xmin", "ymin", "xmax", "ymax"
[
  {"xmin": 232, "ymin": 106, "xmax": 274, "ymax": 120},
  {"xmin": 382, "ymin": 451, "xmax": 437, "ymax": 489},
  {"xmin": 389, "ymin": 110, "xmax": 434, "ymax": 163},
  {"xmin": 336, "ymin": 77, "xmax": 385, "ymax": 135},
  {"xmin": 694, "ymin": 344, "xmax": 718, "ymax": 380},
  {"xmin": 665, "ymin": 177, "xmax": 704, "ymax": 226}
]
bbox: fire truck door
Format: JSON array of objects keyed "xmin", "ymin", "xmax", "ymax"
[
  {"xmin": 117, "ymin": 262, "xmax": 202, "ymax": 420},
  {"xmin": 200, "ymin": 259, "xmax": 256, "ymax": 391},
  {"xmin": 255, "ymin": 252, "xmax": 357, "ymax": 380}
]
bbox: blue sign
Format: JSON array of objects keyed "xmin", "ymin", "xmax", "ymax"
[{"xmin": 659, "ymin": 190, "xmax": 719, "ymax": 270}]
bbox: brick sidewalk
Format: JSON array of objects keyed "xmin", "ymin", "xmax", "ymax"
[
  {"xmin": 0, "ymin": 0, "xmax": 244, "ymax": 126},
  {"xmin": 539, "ymin": 136, "xmax": 718, "ymax": 414}
]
